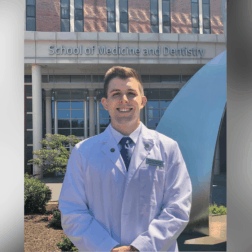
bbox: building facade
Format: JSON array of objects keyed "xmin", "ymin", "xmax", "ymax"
[{"xmin": 24, "ymin": 0, "xmax": 226, "ymax": 177}]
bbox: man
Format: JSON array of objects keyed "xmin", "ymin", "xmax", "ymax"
[{"xmin": 59, "ymin": 66, "xmax": 192, "ymax": 252}]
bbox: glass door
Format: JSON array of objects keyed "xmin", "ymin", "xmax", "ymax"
[{"xmin": 56, "ymin": 100, "xmax": 87, "ymax": 139}]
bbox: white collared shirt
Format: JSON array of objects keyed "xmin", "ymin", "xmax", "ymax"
[{"xmin": 109, "ymin": 122, "xmax": 142, "ymax": 156}]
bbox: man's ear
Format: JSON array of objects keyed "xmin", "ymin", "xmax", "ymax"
[
  {"xmin": 101, "ymin": 97, "xmax": 108, "ymax": 110},
  {"xmin": 141, "ymin": 96, "xmax": 147, "ymax": 109}
]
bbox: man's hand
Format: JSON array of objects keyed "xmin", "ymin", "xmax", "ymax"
[{"xmin": 111, "ymin": 245, "xmax": 139, "ymax": 251}]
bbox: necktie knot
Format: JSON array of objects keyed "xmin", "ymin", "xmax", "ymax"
[{"xmin": 120, "ymin": 137, "xmax": 133, "ymax": 149}]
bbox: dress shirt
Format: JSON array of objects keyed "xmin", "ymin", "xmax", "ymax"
[{"xmin": 109, "ymin": 123, "xmax": 142, "ymax": 154}]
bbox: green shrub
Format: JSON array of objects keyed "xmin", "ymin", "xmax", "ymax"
[
  {"xmin": 209, "ymin": 203, "xmax": 227, "ymax": 215},
  {"xmin": 29, "ymin": 134, "xmax": 81, "ymax": 175},
  {"xmin": 24, "ymin": 173, "xmax": 52, "ymax": 215},
  {"xmin": 56, "ymin": 236, "xmax": 78, "ymax": 251},
  {"xmin": 48, "ymin": 209, "xmax": 62, "ymax": 229},
  {"xmin": 218, "ymin": 205, "xmax": 227, "ymax": 215}
]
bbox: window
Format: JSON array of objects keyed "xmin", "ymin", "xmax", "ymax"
[
  {"xmin": 95, "ymin": 90, "xmax": 110, "ymax": 133},
  {"xmin": 61, "ymin": 0, "xmax": 70, "ymax": 32},
  {"xmin": 85, "ymin": 75, "xmax": 91, "ymax": 83},
  {"xmin": 26, "ymin": 131, "xmax": 33, "ymax": 144},
  {"xmin": 120, "ymin": 0, "xmax": 128, "ymax": 32},
  {"xmin": 145, "ymin": 89, "xmax": 179, "ymax": 129},
  {"xmin": 191, "ymin": 0, "xmax": 199, "ymax": 34},
  {"xmin": 26, "ymin": 146, "xmax": 33, "ymax": 162},
  {"xmin": 75, "ymin": 0, "xmax": 84, "ymax": 32},
  {"xmin": 162, "ymin": 0, "xmax": 170, "ymax": 33},
  {"xmin": 150, "ymin": 75, "xmax": 161, "ymax": 83},
  {"xmin": 42, "ymin": 75, "xmax": 48, "ymax": 83},
  {"xmin": 26, "ymin": 114, "xmax": 33, "ymax": 129},
  {"xmin": 161, "ymin": 75, "xmax": 180, "ymax": 83},
  {"xmin": 48, "ymin": 75, "xmax": 97, "ymax": 83},
  {"xmin": 146, "ymin": 100, "xmax": 171, "ymax": 129},
  {"xmin": 202, "ymin": 0, "xmax": 211, "ymax": 34},
  {"xmin": 141, "ymin": 75, "xmax": 150, "ymax": 83},
  {"xmin": 24, "ymin": 75, "xmax": 32, "ymax": 83},
  {"xmin": 99, "ymin": 101, "xmax": 111, "ymax": 133},
  {"xmin": 25, "ymin": 85, "xmax": 32, "ymax": 97},
  {"xmin": 150, "ymin": 0, "xmax": 159, "ymax": 33},
  {"xmin": 71, "ymin": 75, "xmax": 85, "ymax": 83},
  {"xmin": 57, "ymin": 101, "xmax": 85, "ymax": 137},
  {"xmin": 107, "ymin": 0, "xmax": 116, "ymax": 32},
  {"xmin": 53, "ymin": 75, "xmax": 71, "ymax": 83},
  {"xmin": 26, "ymin": 99, "xmax": 32, "ymax": 112},
  {"xmin": 52, "ymin": 90, "xmax": 89, "ymax": 137},
  {"xmin": 93, "ymin": 75, "xmax": 105, "ymax": 82},
  {"xmin": 182, "ymin": 75, "xmax": 193, "ymax": 82},
  {"xmin": 26, "ymin": 0, "xmax": 36, "ymax": 31},
  {"xmin": 141, "ymin": 75, "xmax": 181, "ymax": 83}
]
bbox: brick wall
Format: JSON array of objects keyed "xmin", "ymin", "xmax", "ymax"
[
  {"xmin": 128, "ymin": 0, "xmax": 151, "ymax": 33},
  {"xmin": 84, "ymin": 0, "xmax": 107, "ymax": 32},
  {"xmin": 171, "ymin": 0, "xmax": 192, "ymax": 33},
  {"xmin": 210, "ymin": 0, "xmax": 224, "ymax": 34},
  {"xmin": 35, "ymin": 0, "xmax": 223, "ymax": 34},
  {"xmin": 36, "ymin": 0, "xmax": 61, "ymax": 32}
]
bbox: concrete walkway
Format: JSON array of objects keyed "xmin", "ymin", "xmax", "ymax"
[{"xmin": 42, "ymin": 175, "xmax": 64, "ymax": 202}]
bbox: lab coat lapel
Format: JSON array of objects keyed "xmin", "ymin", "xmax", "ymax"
[
  {"xmin": 101, "ymin": 127, "xmax": 126, "ymax": 176},
  {"xmin": 126, "ymin": 124, "xmax": 154, "ymax": 185}
]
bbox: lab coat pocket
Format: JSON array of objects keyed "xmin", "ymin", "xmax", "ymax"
[{"xmin": 139, "ymin": 166, "xmax": 159, "ymax": 207}]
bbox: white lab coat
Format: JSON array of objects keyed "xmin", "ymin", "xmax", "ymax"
[{"xmin": 58, "ymin": 123, "xmax": 192, "ymax": 252}]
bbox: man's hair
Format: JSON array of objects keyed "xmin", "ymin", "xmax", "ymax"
[{"xmin": 103, "ymin": 66, "xmax": 144, "ymax": 98}]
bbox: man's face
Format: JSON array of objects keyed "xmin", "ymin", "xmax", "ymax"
[{"xmin": 101, "ymin": 77, "xmax": 147, "ymax": 130}]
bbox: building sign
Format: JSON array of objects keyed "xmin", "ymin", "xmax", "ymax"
[{"xmin": 49, "ymin": 45, "xmax": 205, "ymax": 57}]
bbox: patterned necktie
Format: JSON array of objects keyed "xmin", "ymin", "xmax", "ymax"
[{"xmin": 119, "ymin": 137, "xmax": 133, "ymax": 171}]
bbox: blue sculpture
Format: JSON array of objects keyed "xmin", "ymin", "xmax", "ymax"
[{"xmin": 156, "ymin": 50, "xmax": 226, "ymax": 235}]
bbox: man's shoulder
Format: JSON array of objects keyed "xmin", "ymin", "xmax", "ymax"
[
  {"xmin": 143, "ymin": 126, "xmax": 177, "ymax": 147},
  {"xmin": 74, "ymin": 131, "xmax": 107, "ymax": 152}
]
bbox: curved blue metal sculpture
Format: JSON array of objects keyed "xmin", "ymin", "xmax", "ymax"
[{"xmin": 156, "ymin": 50, "xmax": 226, "ymax": 235}]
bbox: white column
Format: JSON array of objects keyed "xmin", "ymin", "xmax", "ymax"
[
  {"xmin": 89, "ymin": 89, "xmax": 95, "ymax": 137},
  {"xmin": 32, "ymin": 64, "xmax": 43, "ymax": 179},
  {"xmin": 158, "ymin": 0, "xmax": 163, "ymax": 33},
  {"xmin": 70, "ymin": 0, "xmax": 74, "ymax": 32},
  {"xmin": 214, "ymin": 140, "xmax": 221, "ymax": 175},
  {"xmin": 24, "ymin": 6, "xmax": 26, "ymax": 31},
  {"xmin": 116, "ymin": 0, "xmax": 120, "ymax": 32},
  {"xmin": 199, "ymin": 0, "xmax": 203, "ymax": 34},
  {"xmin": 45, "ymin": 89, "xmax": 52, "ymax": 134}
]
